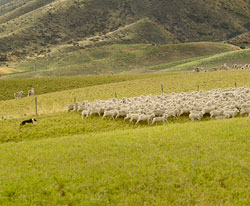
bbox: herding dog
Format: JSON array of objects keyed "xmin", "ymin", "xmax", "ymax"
[{"xmin": 20, "ymin": 118, "xmax": 37, "ymax": 126}]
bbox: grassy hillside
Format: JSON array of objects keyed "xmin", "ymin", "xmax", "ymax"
[
  {"xmin": 0, "ymin": 118, "xmax": 249, "ymax": 205},
  {"xmin": 75, "ymin": 18, "xmax": 179, "ymax": 48},
  {"xmin": 0, "ymin": 0, "xmax": 32, "ymax": 16},
  {"xmin": 162, "ymin": 48, "xmax": 250, "ymax": 72},
  {"xmin": 0, "ymin": 0, "xmax": 249, "ymax": 61},
  {"xmin": 1, "ymin": 70, "xmax": 250, "ymax": 119},
  {"xmin": 0, "ymin": 73, "xmax": 165, "ymax": 101},
  {"xmin": 4, "ymin": 42, "xmax": 239, "ymax": 77},
  {"xmin": 0, "ymin": 112, "xmax": 142, "ymax": 143},
  {"xmin": 0, "ymin": 0, "xmax": 55, "ymax": 23},
  {"xmin": 0, "ymin": 110, "xmax": 211, "ymax": 143},
  {"xmin": 0, "ymin": 66, "xmax": 250, "ymax": 205}
]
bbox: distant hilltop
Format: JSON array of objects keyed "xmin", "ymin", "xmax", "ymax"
[{"xmin": 0, "ymin": 0, "xmax": 249, "ymax": 61}]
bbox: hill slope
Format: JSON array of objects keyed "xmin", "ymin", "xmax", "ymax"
[
  {"xmin": 0, "ymin": 0, "xmax": 249, "ymax": 61},
  {"xmin": 227, "ymin": 31, "xmax": 250, "ymax": 48},
  {"xmin": 3, "ymin": 42, "xmax": 239, "ymax": 78},
  {"xmin": 1, "ymin": 70, "xmax": 250, "ymax": 119},
  {"xmin": 0, "ymin": 118, "xmax": 250, "ymax": 205}
]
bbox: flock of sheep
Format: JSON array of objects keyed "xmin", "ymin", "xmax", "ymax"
[
  {"xmin": 193, "ymin": 63, "xmax": 250, "ymax": 73},
  {"xmin": 67, "ymin": 86, "xmax": 250, "ymax": 125},
  {"xmin": 14, "ymin": 88, "xmax": 35, "ymax": 99}
]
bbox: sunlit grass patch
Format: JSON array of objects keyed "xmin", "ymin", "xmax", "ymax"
[
  {"xmin": 1, "ymin": 70, "xmax": 250, "ymax": 119},
  {"xmin": 0, "ymin": 117, "xmax": 249, "ymax": 205}
]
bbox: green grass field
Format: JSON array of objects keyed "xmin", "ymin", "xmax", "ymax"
[
  {"xmin": 0, "ymin": 73, "xmax": 166, "ymax": 101},
  {"xmin": 163, "ymin": 48, "xmax": 250, "ymax": 72},
  {"xmin": 5, "ymin": 42, "xmax": 240, "ymax": 78},
  {"xmin": 0, "ymin": 118, "xmax": 249, "ymax": 205},
  {"xmin": 0, "ymin": 70, "xmax": 250, "ymax": 205}
]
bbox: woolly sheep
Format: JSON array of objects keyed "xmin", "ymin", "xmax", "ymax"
[
  {"xmin": 136, "ymin": 114, "xmax": 155, "ymax": 124},
  {"xmin": 82, "ymin": 110, "xmax": 91, "ymax": 119},
  {"xmin": 127, "ymin": 113, "xmax": 140, "ymax": 122},
  {"xmin": 189, "ymin": 112, "xmax": 203, "ymax": 121},
  {"xmin": 151, "ymin": 115, "xmax": 168, "ymax": 125},
  {"xmin": 223, "ymin": 109, "xmax": 239, "ymax": 118},
  {"xmin": 210, "ymin": 110, "xmax": 224, "ymax": 118},
  {"xmin": 215, "ymin": 115, "xmax": 228, "ymax": 120},
  {"xmin": 14, "ymin": 91, "xmax": 23, "ymax": 99},
  {"xmin": 69, "ymin": 86, "xmax": 250, "ymax": 124},
  {"xmin": 240, "ymin": 107, "xmax": 250, "ymax": 116},
  {"xmin": 102, "ymin": 110, "xmax": 118, "ymax": 119},
  {"xmin": 27, "ymin": 88, "xmax": 35, "ymax": 97}
]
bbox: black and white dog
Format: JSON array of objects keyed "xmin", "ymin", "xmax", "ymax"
[{"xmin": 20, "ymin": 118, "xmax": 37, "ymax": 126}]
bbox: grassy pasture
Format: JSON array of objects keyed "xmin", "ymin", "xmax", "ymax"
[
  {"xmin": 0, "ymin": 111, "xmax": 214, "ymax": 143},
  {"xmin": 0, "ymin": 118, "xmax": 249, "ymax": 205},
  {"xmin": 8, "ymin": 42, "xmax": 239, "ymax": 77},
  {"xmin": 0, "ymin": 112, "xmax": 142, "ymax": 143},
  {"xmin": 1, "ymin": 70, "xmax": 250, "ymax": 119},
  {"xmin": 134, "ymin": 48, "xmax": 250, "ymax": 73},
  {"xmin": 163, "ymin": 48, "xmax": 250, "ymax": 72},
  {"xmin": 0, "ymin": 68, "xmax": 250, "ymax": 205},
  {"xmin": 0, "ymin": 73, "xmax": 165, "ymax": 101}
]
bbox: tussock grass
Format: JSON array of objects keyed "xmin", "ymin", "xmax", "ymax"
[
  {"xmin": 0, "ymin": 118, "xmax": 249, "ymax": 205},
  {"xmin": 1, "ymin": 70, "xmax": 250, "ymax": 119}
]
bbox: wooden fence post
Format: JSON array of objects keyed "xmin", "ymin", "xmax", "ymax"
[
  {"xmin": 197, "ymin": 85, "xmax": 200, "ymax": 91},
  {"xmin": 35, "ymin": 97, "xmax": 38, "ymax": 116},
  {"xmin": 235, "ymin": 81, "xmax": 237, "ymax": 88},
  {"xmin": 115, "ymin": 92, "xmax": 117, "ymax": 98},
  {"xmin": 161, "ymin": 84, "xmax": 164, "ymax": 95}
]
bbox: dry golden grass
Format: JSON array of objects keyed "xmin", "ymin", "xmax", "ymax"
[{"xmin": 0, "ymin": 67, "xmax": 22, "ymax": 74}]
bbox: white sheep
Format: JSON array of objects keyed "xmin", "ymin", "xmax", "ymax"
[
  {"xmin": 136, "ymin": 114, "xmax": 155, "ymax": 124},
  {"xmin": 215, "ymin": 114, "xmax": 230, "ymax": 120},
  {"xmin": 115, "ymin": 109, "xmax": 128, "ymax": 119},
  {"xmin": 102, "ymin": 110, "xmax": 118, "ymax": 120},
  {"xmin": 240, "ymin": 107, "xmax": 250, "ymax": 116},
  {"xmin": 223, "ymin": 109, "xmax": 239, "ymax": 118},
  {"xmin": 210, "ymin": 110, "xmax": 224, "ymax": 118},
  {"xmin": 82, "ymin": 110, "xmax": 91, "ymax": 119},
  {"xmin": 14, "ymin": 91, "xmax": 23, "ymax": 99},
  {"xmin": 70, "ymin": 86, "xmax": 250, "ymax": 124},
  {"xmin": 128, "ymin": 114, "xmax": 140, "ymax": 122},
  {"xmin": 151, "ymin": 115, "xmax": 168, "ymax": 125},
  {"xmin": 27, "ymin": 88, "xmax": 35, "ymax": 97},
  {"xmin": 189, "ymin": 112, "xmax": 203, "ymax": 121}
]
